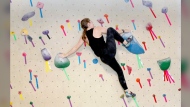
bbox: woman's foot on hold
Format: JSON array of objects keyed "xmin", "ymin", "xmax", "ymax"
[
  {"xmin": 126, "ymin": 91, "xmax": 136, "ymax": 98},
  {"xmin": 122, "ymin": 36, "xmax": 133, "ymax": 48},
  {"xmin": 122, "ymin": 40, "xmax": 130, "ymax": 47}
]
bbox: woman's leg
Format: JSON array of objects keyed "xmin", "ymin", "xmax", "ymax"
[
  {"xmin": 104, "ymin": 57, "xmax": 128, "ymax": 90},
  {"xmin": 101, "ymin": 57, "xmax": 136, "ymax": 97},
  {"xmin": 100, "ymin": 56, "xmax": 136, "ymax": 97},
  {"xmin": 107, "ymin": 27, "xmax": 125, "ymax": 43},
  {"xmin": 100, "ymin": 27, "xmax": 136, "ymax": 97},
  {"xmin": 105, "ymin": 27, "xmax": 125, "ymax": 58}
]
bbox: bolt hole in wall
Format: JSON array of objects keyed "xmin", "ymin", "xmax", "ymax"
[{"xmin": 10, "ymin": 0, "xmax": 180, "ymax": 107}]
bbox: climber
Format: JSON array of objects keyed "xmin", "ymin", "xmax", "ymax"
[{"xmin": 59, "ymin": 18, "xmax": 136, "ymax": 98}]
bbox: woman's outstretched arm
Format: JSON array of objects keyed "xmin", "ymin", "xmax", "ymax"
[{"xmin": 60, "ymin": 37, "xmax": 83, "ymax": 58}]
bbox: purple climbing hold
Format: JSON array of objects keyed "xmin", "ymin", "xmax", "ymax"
[{"xmin": 162, "ymin": 7, "xmax": 168, "ymax": 13}]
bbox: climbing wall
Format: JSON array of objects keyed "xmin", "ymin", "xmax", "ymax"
[{"xmin": 10, "ymin": 0, "xmax": 181, "ymax": 107}]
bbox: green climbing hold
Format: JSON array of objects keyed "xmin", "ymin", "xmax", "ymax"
[
  {"xmin": 121, "ymin": 63, "xmax": 125, "ymax": 66},
  {"xmin": 181, "ymin": 58, "xmax": 188, "ymax": 73},
  {"xmin": 54, "ymin": 53, "xmax": 70, "ymax": 68},
  {"xmin": 30, "ymin": 102, "xmax": 33, "ymax": 105},
  {"xmin": 67, "ymin": 96, "xmax": 71, "ymax": 99},
  {"xmin": 157, "ymin": 57, "xmax": 171, "ymax": 71}
]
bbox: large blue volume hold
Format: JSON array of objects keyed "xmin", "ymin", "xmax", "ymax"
[{"xmin": 121, "ymin": 32, "xmax": 145, "ymax": 54}]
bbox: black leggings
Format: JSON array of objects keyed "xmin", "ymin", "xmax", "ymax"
[{"xmin": 100, "ymin": 27, "xmax": 128, "ymax": 90}]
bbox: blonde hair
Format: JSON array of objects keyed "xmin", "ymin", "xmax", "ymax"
[{"xmin": 81, "ymin": 18, "xmax": 90, "ymax": 44}]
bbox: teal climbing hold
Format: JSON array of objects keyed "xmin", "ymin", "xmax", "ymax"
[{"xmin": 124, "ymin": 0, "xmax": 129, "ymax": 3}]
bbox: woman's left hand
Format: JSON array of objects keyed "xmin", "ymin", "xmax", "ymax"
[{"xmin": 124, "ymin": 29, "xmax": 131, "ymax": 32}]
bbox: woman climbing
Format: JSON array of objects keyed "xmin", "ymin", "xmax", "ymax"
[{"xmin": 59, "ymin": 18, "xmax": 136, "ymax": 98}]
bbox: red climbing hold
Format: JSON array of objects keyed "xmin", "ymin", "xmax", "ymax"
[{"xmin": 127, "ymin": 65, "xmax": 132, "ymax": 75}]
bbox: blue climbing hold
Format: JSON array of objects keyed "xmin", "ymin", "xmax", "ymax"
[{"xmin": 93, "ymin": 58, "xmax": 98, "ymax": 64}]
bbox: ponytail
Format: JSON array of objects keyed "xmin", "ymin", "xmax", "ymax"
[
  {"xmin": 81, "ymin": 18, "xmax": 90, "ymax": 45},
  {"xmin": 81, "ymin": 29, "xmax": 88, "ymax": 44}
]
